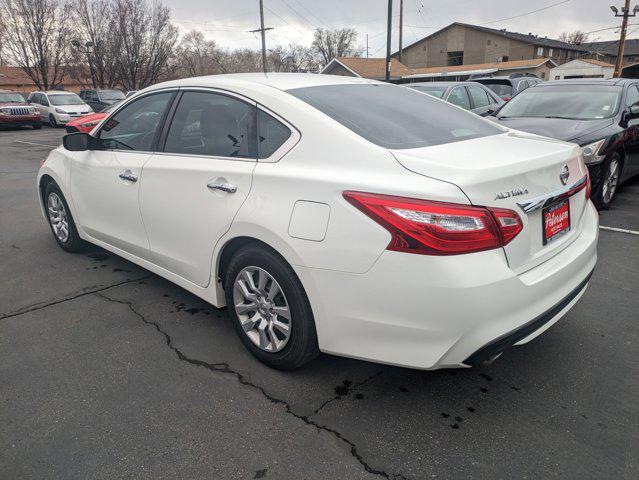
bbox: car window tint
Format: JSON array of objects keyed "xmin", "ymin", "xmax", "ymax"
[
  {"xmin": 288, "ymin": 83, "xmax": 502, "ymax": 149},
  {"xmin": 99, "ymin": 92, "xmax": 173, "ymax": 151},
  {"xmin": 468, "ymin": 85, "xmax": 491, "ymax": 108},
  {"xmin": 518, "ymin": 80, "xmax": 529, "ymax": 91},
  {"xmin": 626, "ymin": 85, "xmax": 639, "ymax": 107},
  {"xmin": 447, "ymin": 87, "xmax": 472, "ymax": 110},
  {"xmin": 163, "ymin": 91, "xmax": 257, "ymax": 158},
  {"xmin": 258, "ymin": 109, "xmax": 291, "ymax": 158}
]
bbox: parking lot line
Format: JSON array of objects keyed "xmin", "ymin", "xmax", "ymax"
[
  {"xmin": 599, "ymin": 225, "xmax": 639, "ymax": 236},
  {"xmin": 14, "ymin": 140, "xmax": 59, "ymax": 148}
]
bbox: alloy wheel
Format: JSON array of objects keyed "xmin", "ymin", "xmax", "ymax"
[
  {"xmin": 233, "ymin": 266, "xmax": 291, "ymax": 352},
  {"xmin": 47, "ymin": 192, "xmax": 69, "ymax": 243},
  {"xmin": 602, "ymin": 158, "xmax": 619, "ymax": 205}
]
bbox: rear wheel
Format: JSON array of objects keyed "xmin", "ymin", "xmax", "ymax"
[
  {"xmin": 44, "ymin": 182, "xmax": 84, "ymax": 252},
  {"xmin": 224, "ymin": 244, "xmax": 319, "ymax": 369},
  {"xmin": 593, "ymin": 153, "xmax": 621, "ymax": 210}
]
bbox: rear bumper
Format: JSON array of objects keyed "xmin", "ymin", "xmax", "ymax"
[{"xmin": 296, "ymin": 201, "xmax": 599, "ymax": 370}]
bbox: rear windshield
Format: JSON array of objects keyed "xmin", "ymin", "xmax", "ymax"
[
  {"xmin": 287, "ymin": 83, "xmax": 502, "ymax": 149},
  {"xmin": 497, "ymin": 84, "xmax": 622, "ymax": 120},
  {"xmin": 0, "ymin": 92, "xmax": 25, "ymax": 102},
  {"xmin": 475, "ymin": 80, "xmax": 513, "ymax": 97},
  {"xmin": 409, "ymin": 85, "xmax": 446, "ymax": 99}
]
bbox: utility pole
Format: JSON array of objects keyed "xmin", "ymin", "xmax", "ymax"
[
  {"xmin": 366, "ymin": 34, "xmax": 370, "ymax": 58},
  {"xmin": 611, "ymin": 0, "xmax": 639, "ymax": 77},
  {"xmin": 251, "ymin": 0, "xmax": 273, "ymax": 73},
  {"xmin": 385, "ymin": 0, "xmax": 393, "ymax": 82},
  {"xmin": 398, "ymin": 0, "xmax": 403, "ymax": 63}
]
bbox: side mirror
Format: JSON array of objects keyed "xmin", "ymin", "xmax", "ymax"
[
  {"xmin": 63, "ymin": 132, "xmax": 92, "ymax": 151},
  {"xmin": 629, "ymin": 104, "xmax": 639, "ymax": 119},
  {"xmin": 482, "ymin": 107, "xmax": 497, "ymax": 117}
]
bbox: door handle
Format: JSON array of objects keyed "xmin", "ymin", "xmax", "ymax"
[
  {"xmin": 118, "ymin": 169, "xmax": 138, "ymax": 182},
  {"xmin": 207, "ymin": 182, "xmax": 237, "ymax": 193}
]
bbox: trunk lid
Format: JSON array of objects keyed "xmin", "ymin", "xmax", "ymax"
[{"xmin": 392, "ymin": 131, "xmax": 589, "ymax": 273}]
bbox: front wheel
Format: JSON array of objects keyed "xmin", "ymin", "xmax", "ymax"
[
  {"xmin": 592, "ymin": 153, "xmax": 621, "ymax": 210},
  {"xmin": 49, "ymin": 114, "xmax": 58, "ymax": 128},
  {"xmin": 44, "ymin": 182, "xmax": 84, "ymax": 252},
  {"xmin": 224, "ymin": 244, "xmax": 319, "ymax": 369}
]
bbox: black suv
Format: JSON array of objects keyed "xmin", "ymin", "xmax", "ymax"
[
  {"xmin": 488, "ymin": 78, "xmax": 639, "ymax": 209},
  {"xmin": 471, "ymin": 73, "xmax": 542, "ymax": 101},
  {"xmin": 79, "ymin": 89, "xmax": 125, "ymax": 112}
]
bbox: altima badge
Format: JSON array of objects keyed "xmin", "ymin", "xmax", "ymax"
[
  {"xmin": 560, "ymin": 165, "xmax": 570, "ymax": 185},
  {"xmin": 494, "ymin": 188, "xmax": 529, "ymax": 200}
]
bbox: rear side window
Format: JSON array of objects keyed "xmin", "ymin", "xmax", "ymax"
[
  {"xmin": 468, "ymin": 85, "xmax": 491, "ymax": 108},
  {"xmin": 99, "ymin": 92, "xmax": 173, "ymax": 151},
  {"xmin": 163, "ymin": 91, "xmax": 257, "ymax": 158},
  {"xmin": 477, "ymin": 81, "xmax": 513, "ymax": 97},
  {"xmin": 288, "ymin": 83, "xmax": 502, "ymax": 149},
  {"xmin": 447, "ymin": 87, "xmax": 471, "ymax": 109},
  {"xmin": 258, "ymin": 109, "xmax": 291, "ymax": 158}
]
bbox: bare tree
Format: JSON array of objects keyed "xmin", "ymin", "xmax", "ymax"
[
  {"xmin": 219, "ymin": 48, "xmax": 263, "ymax": 73},
  {"xmin": 0, "ymin": 0, "xmax": 72, "ymax": 90},
  {"xmin": 558, "ymin": 30, "xmax": 589, "ymax": 45},
  {"xmin": 269, "ymin": 44, "xmax": 319, "ymax": 72},
  {"xmin": 311, "ymin": 27, "xmax": 361, "ymax": 67},
  {"xmin": 112, "ymin": 0, "xmax": 178, "ymax": 90},
  {"xmin": 174, "ymin": 30, "xmax": 227, "ymax": 77},
  {"xmin": 71, "ymin": 0, "xmax": 121, "ymax": 88}
]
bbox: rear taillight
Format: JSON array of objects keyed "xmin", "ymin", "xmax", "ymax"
[
  {"xmin": 343, "ymin": 192, "xmax": 523, "ymax": 256},
  {"xmin": 585, "ymin": 168, "xmax": 591, "ymax": 199},
  {"xmin": 502, "ymin": 96, "xmax": 511, "ymax": 101}
]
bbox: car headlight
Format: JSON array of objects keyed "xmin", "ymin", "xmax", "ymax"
[
  {"xmin": 581, "ymin": 139, "xmax": 606, "ymax": 165},
  {"xmin": 80, "ymin": 120, "xmax": 100, "ymax": 127},
  {"xmin": 0, "ymin": 107, "xmax": 9, "ymax": 114},
  {"xmin": 55, "ymin": 108, "xmax": 66, "ymax": 114},
  {"xmin": 29, "ymin": 107, "xmax": 38, "ymax": 115}
]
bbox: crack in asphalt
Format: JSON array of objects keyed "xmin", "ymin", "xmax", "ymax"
[
  {"xmin": 313, "ymin": 371, "xmax": 384, "ymax": 415},
  {"xmin": 0, "ymin": 276, "xmax": 152, "ymax": 320},
  {"xmin": 96, "ymin": 292, "xmax": 408, "ymax": 480}
]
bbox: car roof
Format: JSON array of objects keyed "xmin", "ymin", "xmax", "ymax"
[
  {"xmin": 31, "ymin": 90, "xmax": 79, "ymax": 95},
  {"xmin": 408, "ymin": 81, "xmax": 477, "ymax": 87},
  {"xmin": 149, "ymin": 72, "xmax": 380, "ymax": 93}
]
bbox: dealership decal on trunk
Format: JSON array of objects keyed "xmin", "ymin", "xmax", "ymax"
[{"xmin": 494, "ymin": 188, "xmax": 529, "ymax": 200}]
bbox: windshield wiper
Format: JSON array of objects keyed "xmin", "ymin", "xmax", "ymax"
[{"xmin": 541, "ymin": 115, "xmax": 577, "ymax": 120}]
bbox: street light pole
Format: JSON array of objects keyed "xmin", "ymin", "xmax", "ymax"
[{"xmin": 611, "ymin": 0, "xmax": 639, "ymax": 77}]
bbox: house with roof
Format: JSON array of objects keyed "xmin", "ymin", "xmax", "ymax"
[
  {"xmin": 392, "ymin": 22, "xmax": 588, "ymax": 71},
  {"xmin": 0, "ymin": 66, "xmax": 89, "ymax": 95},
  {"xmin": 404, "ymin": 58, "xmax": 557, "ymax": 82},
  {"xmin": 550, "ymin": 59, "xmax": 615, "ymax": 80},
  {"xmin": 582, "ymin": 39, "xmax": 639, "ymax": 66},
  {"xmin": 320, "ymin": 57, "xmax": 413, "ymax": 83}
]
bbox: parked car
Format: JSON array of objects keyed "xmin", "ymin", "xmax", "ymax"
[
  {"xmin": 408, "ymin": 81, "xmax": 503, "ymax": 116},
  {"xmin": 28, "ymin": 91, "xmax": 93, "ymax": 127},
  {"xmin": 79, "ymin": 89, "xmax": 126, "ymax": 112},
  {"xmin": 488, "ymin": 78, "xmax": 639, "ymax": 209},
  {"xmin": 0, "ymin": 89, "xmax": 41, "ymax": 129},
  {"xmin": 65, "ymin": 100, "xmax": 123, "ymax": 133},
  {"xmin": 472, "ymin": 73, "xmax": 542, "ymax": 101},
  {"xmin": 38, "ymin": 73, "xmax": 597, "ymax": 370}
]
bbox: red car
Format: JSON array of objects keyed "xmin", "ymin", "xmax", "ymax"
[
  {"xmin": 65, "ymin": 100, "xmax": 122, "ymax": 133},
  {"xmin": 0, "ymin": 89, "xmax": 41, "ymax": 129}
]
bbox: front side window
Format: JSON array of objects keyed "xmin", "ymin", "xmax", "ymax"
[
  {"xmin": 447, "ymin": 87, "xmax": 471, "ymax": 110},
  {"xmin": 98, "ymin": 90, "xmax": 125, "ymax": 102},
  {"xmin": 288, "ymin": 83, "xmax": 502, "ymax": 150},
  {"xmin": 163, "ymin": 91, "xmax": 257, "ymax": 158},
  {"xmin": 258, "ymin": 109, "xmax": 291, "ymax": 158},
  {"xmin": 48, "ymin": 93, "xmax": 83, "ymax": 106},
  {"xmin": 497, "ymin": 85, "xmax": 622, "ymax": 120},
  {"xmin": 99, "ymin": 92, "xmax": 173, "ymax": 151},
  {"xmin": 468, "ymin": 85, "xmax": 490, "ymax": 108},
  {"xmin": 625, "ymin": 85, "xmax": 639, "ymax": 107}
]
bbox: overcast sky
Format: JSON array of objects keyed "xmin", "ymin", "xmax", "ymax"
[{"xmin": 166, "ymin": 0, "xmax": 635, "ymax": 54}]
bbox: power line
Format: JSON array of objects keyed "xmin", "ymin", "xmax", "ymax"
[{"xmin": 479, "ymin": 0, "xmax": 572, "ymax": 25}]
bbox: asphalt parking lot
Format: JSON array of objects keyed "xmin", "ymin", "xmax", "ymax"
[{"xmin": 1, "ymin": 125, "xmax": 637, "ymax": 480}]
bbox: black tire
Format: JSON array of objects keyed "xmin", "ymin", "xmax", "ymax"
[
  {"xmin": 43, "ymin": 181, "xmax": 85, "ymax": 252},
  {"xmin": 592, "ymin": 153, "xmax": 621, "ymax": 210},
  {"xmin": 224, "ymin": 244, "xmax": 319, "ymax": 370},
  {"xmin": 49, "ymin": 114, "xmax": 58, "ymax": 128},
  {"xmin": 33, "ymin": 124, "xmax": 42, "ymax": 130}
]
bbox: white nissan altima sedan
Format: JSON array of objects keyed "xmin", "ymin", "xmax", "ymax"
[{"xmin": 37, "ymin": 73, "xmax": 598, "ymax": 370}]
